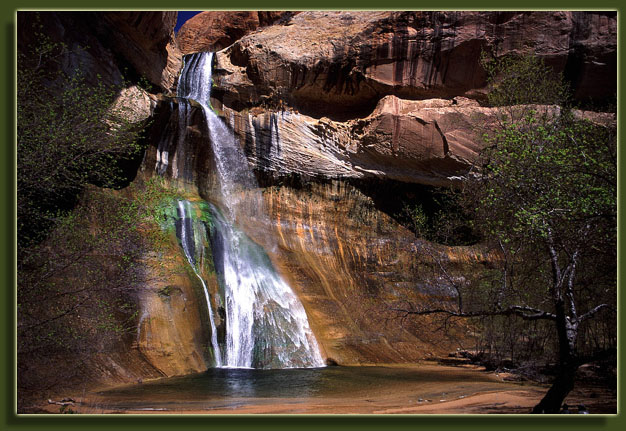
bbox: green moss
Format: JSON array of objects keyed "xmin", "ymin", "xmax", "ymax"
[
  {"xmin": 194, "ymin": 201, "xmax": 214, "ymax": 228},
  {"xmin": 157, "ymin": 285, "xmax": 176, "ymax": 298}
]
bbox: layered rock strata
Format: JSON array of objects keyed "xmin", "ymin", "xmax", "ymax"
[
  {"xmin": 17, "ymin": 12, "xmax": 197, "ymax": 390},
  {"xmin": 141, "ymin": 100, "xmax": 493, "ymax": 364},
  {"xmin": 134, "ymin": 215, "xmax": 216, "ymax": 377},
  {"xmin": 215, "ymin": 96, "xmax": 612, "ymax": 186},
  {"xmin": 17, "ymin": 10, "xmax": 617, "ymax": 392},
  {"xmin": 98, "ymin": 12, "xmax": 182, "ymax": 92},
  {"xmin": 211, "ymin": 11, "xmax": 616, "ymax": 120},
  {"xmin": 260, "ymin": 181, "xmax": 478, "ymax": 364}
]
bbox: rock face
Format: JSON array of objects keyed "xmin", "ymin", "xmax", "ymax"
[
  {"xmin": 261, "ymin": 182, "xmax": 474, "ymax": 364},
  {"xmin": 149, "ymin": 95, "xmax": 493, "ymax": 187},
  {"xmin": 141, "ymin": 99, "xmax": 495, "ymax": 365},
  {"xmin": 134, "ymin": 223, "xmax": 215, "ymax": 377},
  {"xmin": 204, "ymin": 95, "xmax": 613, "ymax": 188},
  {"xmin": 214, "ymin": 96, "xmax": 493, "ymax": 186},
  {"xmin": 98, "ymin": 12, "xmax": 182, "ymax": 92},
  {"xmin": 17, "ymin": 11, "xmax": 181, "ymax": 92},
  {"xmin": 212, "ymin": 11, "xmax": 616, "ymax": 120},
  {"xmin": 177, "ymin": 11, "xmax": 296, "ymax": 54},
  {"xmin": 77, "ymin": 186, "xmax": 215, "ymax": 386},
  {"xmin": 138, "ymin": 10, "xmax": 615, "ymax": 367},
  {"xmin": 200, "ymin": 11, "xmax": 616, "ymax": 185},
  {"xmin": 17, "ymin": 12, "xmax": 201, "ymax": 393}
]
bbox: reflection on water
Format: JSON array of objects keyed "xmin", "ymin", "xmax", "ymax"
[{"xmin": 88, "ymin": 366, "xmax": 508, "ymax": 412}]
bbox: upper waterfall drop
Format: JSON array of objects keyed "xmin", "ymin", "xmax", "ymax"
[
  {"xmin": 178, "ymin": 52, "xmax": 262, "ymax": 225},
  {"xmin": 177, "ymin": 52, "xmax": 213, "ymax": 105},
  {"xmin": 175, "ymin": 51, "xmax": 326, "ymax": 369}
]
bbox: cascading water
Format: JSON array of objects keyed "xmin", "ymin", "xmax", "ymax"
[
  {"xmin": 172, "ymin": 52, "xmax": 325, "ymax": 369},
  {"xmin": 208, "ymin": 203, "xmax": 324, "ymax": 368},
  {"xmin": 177, "ymin": 52, "xmax": 262, "ymax": 225},
  {"xmin": 177, "ymin": 200, "xmax": 222, "ymax": 367}
]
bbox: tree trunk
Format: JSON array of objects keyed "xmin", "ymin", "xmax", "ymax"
[
  {"xmin": 531, "ymin": 358, "xmax": 577, "ymax": 413},
  {"xmin": 532, "ymin": 302, "xmax": 578, "ymax": 413}
]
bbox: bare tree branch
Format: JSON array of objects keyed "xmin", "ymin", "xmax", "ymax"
[
  {"xmin": 390, "ymin": 304, "xmax": 556, "ymax": 321},
  {"xmin": 544, "ymin": 224, "xmax": 564, "ymax": 303},
  {"xmin": 579, "ymin": 304, "xmax": 611, "ymax": 322}
]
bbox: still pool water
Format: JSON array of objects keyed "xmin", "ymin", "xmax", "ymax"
[{"xmin": 86, "ymin": 365, "xmax": 519, "ymax": 413}]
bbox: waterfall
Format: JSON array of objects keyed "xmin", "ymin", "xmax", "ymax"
[
  {"xmin": 177, "ymin": 200, "xmax": 223, "ymax": 367},
  {"xmin": 155, "ymin": 100, "xmax": 174, "ymax": 175},
  {"xmin": 178, "ymin": 52, "xmax": 261, "ymax": 226},
  {"xmin": 209, "ymin": 204, "xmax": 324, "ymax": 368},
  {"xmin": 172, "ymin": 51, "xmax": 324, "ymax": 369}
]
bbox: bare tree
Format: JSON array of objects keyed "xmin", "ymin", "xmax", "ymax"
[{"xmin": 394, "ymin": 54, "xmax": 616, "ymax": 413}]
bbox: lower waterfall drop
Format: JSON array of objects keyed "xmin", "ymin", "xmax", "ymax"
[{"xmin": 209, "ymin": 204, "xmax": 324, "ymax": 368}]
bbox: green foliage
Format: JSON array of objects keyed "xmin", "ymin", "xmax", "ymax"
[
  {"xmin": 17, "ymin": 16, "xmax": 147, "ymax": 247},
  {"xmin": 18, "ymin": 189, "xmax": 140, "ymax": 346},
  {"xmin": 59, "ymin": 405, "xmax": 77, "ymax": 414},
  {"xmin": 402, "ymin": 204, "xmax": 428, "ymax": 236},
  {"xmin": 16, "ymin": 14, "xmax": 193, "ymax": 406},
  {"xmin": 462, "ymin": 54, "xmax": 617, "ymax": 372},
  {"xmin": 400, "ymin": 54, "xmax": 616, "ymax": 387},
  {"xmin": 401, "ymin": 189, "xmax": 479, "ymax": 246},
  {"xmin": 137, "ymin": 75, "xmax": 155, "ymax": 93},
  {"xmin": 157, "ymin": 285, "xmax": 178, "ymax": 298},
  {"xmin": 195, "ymin": 201, "xmax": 215, "ymax": 228},
  {"xmin": 468, "ymin": 53, "xmax": 616, "ymax": 273},
  {"xmin": 17, "ymin": 177, "xmax": 184, "ymax": 397},
  {"xmin": 133, "ymin": 176, "xmax": 184, "ymax": 249},
  {"xmin": 480, "ymin": 51, "xmax": 569, "ymax": 108},
  {"xmin": 475, "ymin": 110, "xmax": 616, "ymax": 250}
]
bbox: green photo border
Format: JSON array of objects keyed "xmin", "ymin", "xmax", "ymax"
[{"xmin": 2, "ymin": 1, "xmax": 622, "ymax": 430}]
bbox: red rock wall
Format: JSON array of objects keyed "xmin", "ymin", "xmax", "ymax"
[
  {"xmin": 210, "ymin": 11, "xmax": 616, "ymax": 120},
  {"xmin": 176, "ymin": 11, "xmax": 297, "ymax": 54}
]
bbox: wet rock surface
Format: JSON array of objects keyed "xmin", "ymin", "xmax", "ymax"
[{"xmin": 17, "ymin": 11, "xmax": 616, "ymax": 401}]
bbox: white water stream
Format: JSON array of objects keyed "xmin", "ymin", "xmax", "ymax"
[
  {"xmin": 172, "ymin": 52, "xmax": 324, "ymax": 368},
  {"xmin": 177, "ymin": 200, "xmax": 223, "ymax": 367}
]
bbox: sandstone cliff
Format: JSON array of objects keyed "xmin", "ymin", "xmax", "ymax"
[
  {"xmin": 214, "ymin": 95, "xmax": 491, "ymax": 186},
  {"xmin": 211, "ymin": 11, "xmax": 616, "ymax": 120},
  {"xmin": 200, "ymin": 11, "xmax": 616, "ymax": 186},
  {"xmin": 211, "ymin": 96, "xmax": 613, "ymax": 186},
  {"xmin": 158, "ymin": 10, "xmax": 615, "ymax": 367},
  {"xmin": 93, "ymin": 8, "xmax": 618, "ymax": 374},
  {"xmin": 17, "ymin": 12, "xmax": 201, "ymax": 395},
  {"xmin": 177, "ymin": 11, "xmax": 296, "ymax": 54},
  {"xmin": 142, "ymin": 95, "xmax": 526, "ymax": 366},
  {"xmin": 18, "ymin": 11, "xmax": 181, "ymax": 93}
]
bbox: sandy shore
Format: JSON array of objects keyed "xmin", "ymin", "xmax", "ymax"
[{"xmin": 31, "ymin": 364, "xmax": 617, "ymax": 415}]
